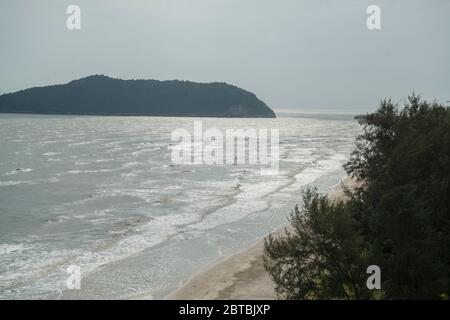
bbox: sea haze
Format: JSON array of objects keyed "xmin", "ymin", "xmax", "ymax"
[{"xmin": 0, "ymin": 113, "xmax": 360, "ymax": 299}]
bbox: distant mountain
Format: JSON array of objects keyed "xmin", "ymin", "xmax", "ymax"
[{"xmin": 0, "ymin": 75, "xmax": 276, "ymax": 118}]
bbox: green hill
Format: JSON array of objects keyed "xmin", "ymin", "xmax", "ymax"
[{"xmin": 0, "ymin": 75, "xmax": 276, "ymax": 118}]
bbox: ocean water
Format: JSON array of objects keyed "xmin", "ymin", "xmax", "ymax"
[{"xmin": 0, "ymin": 113, "xmax": 361, "ymax": 299}]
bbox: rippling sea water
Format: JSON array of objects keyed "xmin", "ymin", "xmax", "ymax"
[{"xmin": 0, "ymin": 113, "xmax": 361, "ymax": 299}]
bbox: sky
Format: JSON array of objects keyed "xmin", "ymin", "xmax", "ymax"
[{"xmin": 0, "ymin": 0, "xmax": 449, "ymax": 112}]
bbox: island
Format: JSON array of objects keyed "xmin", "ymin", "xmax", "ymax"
[{"xmin": 0, "ymin": 75, "xmax": 276, "ymax": 118}]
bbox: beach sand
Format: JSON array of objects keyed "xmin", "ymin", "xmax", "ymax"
[{"xmin": 165, "ymin": 177, "xmax": 357, "ymax": 300}]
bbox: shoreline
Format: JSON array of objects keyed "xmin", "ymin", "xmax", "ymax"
[{"xmin": 163, "ymin": 177, "xmax": 356, "ymax": 300}]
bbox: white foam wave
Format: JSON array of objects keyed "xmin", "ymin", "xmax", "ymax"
[
  {"xmin": 189, "ymin": 179, "xmax": 289, "ymax": 230},
  {"xmin": 5, "ymin": 168, "xmax": 33, "ymax": 175},
  {"xmin": 0, "ymin": 180, "xmax": 35, "ymax": 187}
]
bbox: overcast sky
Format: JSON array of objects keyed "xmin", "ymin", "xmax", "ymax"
[{"xmin": 1, "ymin": 0, "xmax": 449, "ymax": 112}]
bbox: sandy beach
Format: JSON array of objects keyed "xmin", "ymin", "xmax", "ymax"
[{"xmin": 165, "ymin": 177, "xmax": 357, "ymax": 300}]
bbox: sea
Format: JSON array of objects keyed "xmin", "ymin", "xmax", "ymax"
[{"xmin": 0, "ymin": 112, "xmax": 361, "ymax": 299}]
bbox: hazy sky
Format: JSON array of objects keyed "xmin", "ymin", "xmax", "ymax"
[{"xmin": 1, "ymin": 0, "xmax": 449, "ymax": 112}]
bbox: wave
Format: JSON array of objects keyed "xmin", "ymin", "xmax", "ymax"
[
  {"xmin": 0, "ymin": 180, "xmax": 35, "ymax": 187},
  {"xmin": 5, "ymin": 168, "xmax": 33, "ymax": 175}
]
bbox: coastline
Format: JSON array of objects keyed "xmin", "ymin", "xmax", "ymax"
[{"xmin": 163, "ymin": 177, "xmax": 357, "ymax": 300}]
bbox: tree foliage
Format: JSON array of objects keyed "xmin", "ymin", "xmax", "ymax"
[
  {"xmin": 264, "ymin": 96, "xmax": 450, "ymax": 299},
  {"xmin": 264, "ymin": 189, "xmax": 374, "ymax": 299}
]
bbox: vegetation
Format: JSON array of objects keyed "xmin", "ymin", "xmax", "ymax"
[
  {"xmin": 264, "ymin": 96, "xmax": 450, "ymax": 299},
  {"xmin": 0, "ymin": 75, "xmax": 275, "ymax": 118}
]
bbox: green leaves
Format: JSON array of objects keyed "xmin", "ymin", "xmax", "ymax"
[
  {"xmin": 348, "ymin": 96, "xmax": 450, "ymax": 299},
  {"xmin": 264, "ymin": 96, "xmax": 450, "ymax": 299},
  {"xmin": 264, "ymin": 189, "xmax": 374, "ymax": 300}
]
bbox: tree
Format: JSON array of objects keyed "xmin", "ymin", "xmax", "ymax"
[
  {"xmin": 345, "ymin": 96, "xmax": 450, "ymax": 299},
  {"xmin": 264, "ymin": 189, "xmax": 374, "ymax": 299},
  {"xmin": 264, "ymin": 95, "xmax": 450, "ymax": 299}
]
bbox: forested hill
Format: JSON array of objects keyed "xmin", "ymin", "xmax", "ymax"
[{"xmin": 0, "ymin": 75, "xmax": 276, "ymax": 118}]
